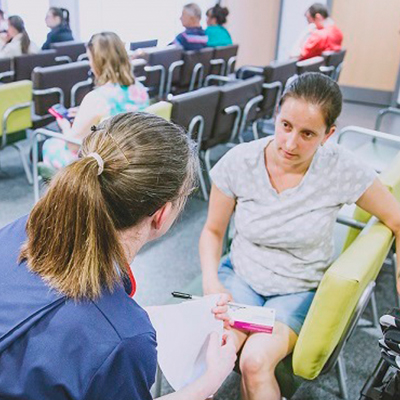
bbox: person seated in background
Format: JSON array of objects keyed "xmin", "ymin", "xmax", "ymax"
[
  {"xmin": 0, "ymin": 15, "xmax": 38, "ymax": 58},
  {"xmin": 0, "ymin": 9, "xmax": 7, "ymax": 33},
  {"xmin": 42, "ymin": 7, "xmax": 74, "ymax": 50},
  {"xmin": 205, "ymin": 4, "xmax": 232, "ymax": 47},
  {"xmin": 200, "ymin": 73, "xmax": 400, "ymax": 400},
  {"xmin": 298, "ymin": 3, "xmax": 343, "ymax": 60},
  {"xmin": 42, "ymin": 32, "xmax": 149, "ymax": 170},
  {"xmin": 173, "ymin": 3, "xmax": 208, "ymax": 51}
]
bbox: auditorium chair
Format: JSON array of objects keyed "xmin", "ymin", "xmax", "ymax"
[
  {"xmin": 167, "ymin": 48, "xmax": 215, "ymax": 95},
  {"xmin": 323, "ymin": 49, "xmax": 346, "ymax": 81},
  {"xmin": 0, "ymin": 80, "xmax": 33, "ymax": 183},
  {"xmin": 130, "ymin": 39, "xmax": 158, "ymax": 51},
  {"xmin": 296, "ymin": 56, "xmax": 326, "ymax": 75},
  {"xmin": 13, "ymin": 50, "xmax": 57, "ymax": 81},
  {"xmin": 0, "ymin": 57, "xmax": 13, "ymax": 83},
  {"xmin": 238, "ymin": 59, "xmax": 297, "ymax": 138},
  {"xmin": 51, "ymin": 41, "xmax": 87, "ymax": 63},
  {"xmin": 170, "ymin": 86, "xmax": 221, "ymax": 200},
  {"xmin": 31, "ymin": 61, "xmax": 93, "ymax": 128},
  {"xmin": 141, "ymin": 46, "xmax": 183, "ymax": 99},
  {"xmin": 209, "ymin": 44, "xmax": 239, "ymax": 76}
]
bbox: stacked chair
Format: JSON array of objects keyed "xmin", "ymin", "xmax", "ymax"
[{"xmin": 51, "ymin": 41, "xmax": 87, "ymax": 63}]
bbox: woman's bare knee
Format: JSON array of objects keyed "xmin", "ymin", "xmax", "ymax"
[{"xmin": 239, "ymin": 324, "xmax": 297, "ymax": 378}]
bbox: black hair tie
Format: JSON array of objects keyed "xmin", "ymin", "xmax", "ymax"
[{"xmin": 90, "ymin": 125, "xmax": 97, "ymax": 133}]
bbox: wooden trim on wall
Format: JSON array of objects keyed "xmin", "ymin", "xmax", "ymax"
[
  {"xmin": 223, "ymin": 0, "xmax": 281, "ymax": 67},
  {"xmin": 332, "ymin": 0, "xmax": 400, "ymax": 92}
]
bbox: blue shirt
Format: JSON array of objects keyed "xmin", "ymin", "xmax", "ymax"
[
  {"xmin": 42, "ymin": 23, "xmax": 74, "ymax": 50},
  {"xmin": 174, "ymin": 27, "xmax": 208, "ymax": 50},
  {"xmin": 0, "ymin": 216, "xmax": 157, "ymax": 400}
]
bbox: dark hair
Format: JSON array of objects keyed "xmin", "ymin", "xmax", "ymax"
[
  {"xmin": 207, "ymin": 5, "xmax": 229, "ymax": 25},
  {"xmin": 49, "ymin": 7, "xmax": 70, "ymax": 27},
  {"xmin": 279, "ymin": 72, "xmax": 342, "ymax": 131},
  {"xmin": 20, "ymin": 112, "xmax": 197, "ymax": 300},
  {"xmin": 8, "ymin": 15, "xmax": 30, "ymax": 54},
  {"xmin": 0, "ymin": 9, "xmax": 4, "ymax": 19},
  {"xmin": 308, "ymin": 3, "xmax": 329, "ymax": 19}
]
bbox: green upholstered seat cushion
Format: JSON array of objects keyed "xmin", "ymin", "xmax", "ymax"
[
  {"xmin": 0, "ymin": 80, "xmax": 32, "ymax": 137},
  {"xmin": 293, "ymin": 222, "xmax": 393, "ymax": 379}
]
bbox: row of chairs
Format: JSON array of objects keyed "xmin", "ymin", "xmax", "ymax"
[
  {"xmin": 0, "ymin": 41, "xmax": 88, "ymax": 84},
  {"xmin": 134, "ymin": 44, "xmax": 238, "ymax": 99},
  {"xmin": 238, "ymin": 49, "xmax": 346, "ymax": 85}
]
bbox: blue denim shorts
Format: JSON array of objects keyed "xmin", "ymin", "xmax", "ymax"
[{"xmin": 218, "ymin": 257, "xmax": 315, "ymax": 336}]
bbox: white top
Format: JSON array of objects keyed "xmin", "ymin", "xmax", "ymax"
[
  {"xmin": 0, "ymin": 33, "xmax": 39, "ymax": 59},
  {"xmin": 210, "ymin": 137, "xmax": 377, "ymax": 295}
]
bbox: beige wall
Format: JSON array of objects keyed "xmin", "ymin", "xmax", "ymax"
[
  {"xmin": 223, "ymin": 0, "xmax": 280, "ymax": 67},
  {"xmin": 332, "ymin": 0, "xmax": 400, "ymax": 91}
]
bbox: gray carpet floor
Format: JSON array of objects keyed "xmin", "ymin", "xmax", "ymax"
[{"xmin": 1, "ymin": 101, "xmax": 400, "ymax": 399}]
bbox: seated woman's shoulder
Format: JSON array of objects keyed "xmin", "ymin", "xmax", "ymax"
[{"xmin": 223, "ymin": 137, "xmax": 270, "ymax": 163}]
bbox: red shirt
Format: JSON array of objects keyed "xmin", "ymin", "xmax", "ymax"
[{"xmin": 299, "ymin": 24, "xmax": 343, "ymax": 60}]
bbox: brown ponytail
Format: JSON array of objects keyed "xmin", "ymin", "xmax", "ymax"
[{"xmin": 20, "ymin": 112, "xmax": 197, "ymax": 300}]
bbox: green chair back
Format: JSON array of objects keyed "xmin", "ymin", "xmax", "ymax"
[{"xmin": 0, "ymin": 80, "xmax": 32, "ymax": 138}]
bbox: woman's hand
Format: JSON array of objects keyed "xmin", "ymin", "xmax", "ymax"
[
  {"xmin": 211, "ymin": 293, "xmax": 234, "ymax": 329},
  {"xmin": 204, "ymin": 279, "xmax": 232, "ymax": 299},
  {"xmin": 203, "ymin": 331, "xmax": 236, "ymax": 396},
  {"xmin": 56, "ymin": 117, "xmax": 72, "ymax": 134},
  {"xmin": 67, "ymin": 107, "xmax": 79, "ymax": 118}
]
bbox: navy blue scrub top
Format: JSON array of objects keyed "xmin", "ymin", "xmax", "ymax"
[{"xmin": 0, "ymin": 216, "xmax": 157, "ymax": 400}]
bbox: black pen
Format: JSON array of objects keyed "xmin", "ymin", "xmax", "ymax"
[{"xmin": 171, "ymin": 291, "xmax": 246, "ymax": 309}]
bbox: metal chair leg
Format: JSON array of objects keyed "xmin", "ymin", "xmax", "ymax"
[
  {"xmin": 12, "ymin": 143, "xmax": 33, "ymax": 184},
  {"xmin": 252, "ymin": 121, "xmax": 259, "ymax": 140},
  {"xmin": 336, "ymin": 354, "xmax": 349, "ymax": 400},
  {"xmin": 370, "ymin": 290, "xmax": 379, "ymax": 328},
  {"xmin": 392, "ymin": 252, "xmax": 400, "ymax": 308},
  {"xmin": 198, "ymin": 167, "xmax": 209, "ymax": 201},
  {"xmin": 204, "ymin": 149, "xmax": 212, "ymax": 177}
]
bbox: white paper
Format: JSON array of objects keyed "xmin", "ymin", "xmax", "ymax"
[{"xmin": 146, "ymin": 295, "xmax": 223, "ymax": 391}]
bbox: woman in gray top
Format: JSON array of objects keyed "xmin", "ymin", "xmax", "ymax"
[{"xmin": 200, "ymin": 73, "xmax": 400, "ymax": 400}]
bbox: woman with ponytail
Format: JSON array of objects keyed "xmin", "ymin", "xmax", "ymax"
[
  {"xmin": 42, "ymin": 7, "xmax": 74, "ymax": 50},
  {"xmin": 205, "ymin": 5, "xmax": 232, "ymax": 47},
  {"xmin": 0, "ymin": 15, "xmax": 38, "ymax": 58},
  {"xmin": 0, "ymin": 112, "xmax": 236, "ymax": 400}
]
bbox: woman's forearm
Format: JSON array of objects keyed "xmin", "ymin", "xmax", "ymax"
[{"xmin": 199, "ymin": 227, "xmax": 225, "ymax": 286}]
